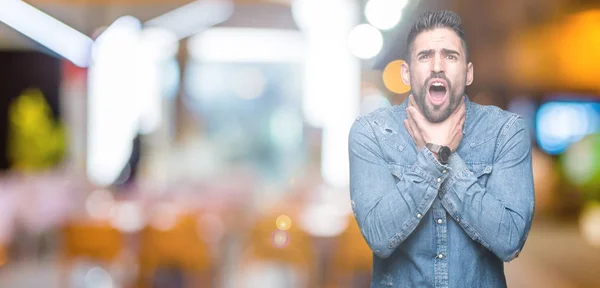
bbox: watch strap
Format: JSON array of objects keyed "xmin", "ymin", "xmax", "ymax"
[{"xmin": 425, "ymin": 143, "xmax": 442, "ymax": 153}]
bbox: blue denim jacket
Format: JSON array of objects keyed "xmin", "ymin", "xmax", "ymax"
[{"xmin": 348, "ymin": 96, "xmax": 535, "ymax": 288}]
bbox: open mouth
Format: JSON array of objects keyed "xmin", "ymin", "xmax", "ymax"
[{"xmin": 427, "ymin": 79, "xmax": 448, "ymax": 105}]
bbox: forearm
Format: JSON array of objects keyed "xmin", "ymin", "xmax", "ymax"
[
  {"xmin": 351, "ymin": 146, "xmax": 450, "ymax": 258},
  {"xmin": 440, "ymin": 153, "xmax": 534, "ymax": 262}
]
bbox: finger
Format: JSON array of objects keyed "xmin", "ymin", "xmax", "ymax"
[
  {"xmin": 458, "ymin": 108, "xmax": 466, "ymax": 123},
  {"xmin": 450, "ymin": 100, "xmax": 466, "ymax": 125},
  {"xmin": 459, "ymin": 98, "xmax": 466, "ymax": 114},
  {"xmin": 456, "ymin": 115, "xmax": 466, "ymax": 136},
  {"xmin": 407, "ymin": 107, "xmax": 427, "ymax": 128},
  {"xmin": 408, "ymin": 94, "xmax": 417, "ymax": 108},
  {"xmin": 451, "ymin": 123, "xmax": 464, "ymax": 152},
  {"xmin": 406, "ymin": 109, "xmax": 425, "ymax": 139},
  {"xmin": 460, "ymin": 114, "xmax": 466, "ymax": 129},
  {"xmin": 406, "ymin": 117, "xmax": 425, "ymax": 148},
  {"xmin": 404, "ymin": 119, "xmax": 413, "ymax": 137}
]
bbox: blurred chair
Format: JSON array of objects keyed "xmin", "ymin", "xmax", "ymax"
[
  {"xmin": 325, "ymin": 216, "xmax": 372, "ymax": 288},
  {"xmin": 238, "ymin": 211, "xmax": 318, "ymax": 288},
  {"xmin": 137, "ymin": 212, "xmax": 213, "ymax": 288},
  {"xmin": 59, "ymin": 221, "xmax": 124, "ymax": 287}
]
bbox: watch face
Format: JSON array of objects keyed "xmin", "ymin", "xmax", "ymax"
[{"xmin": 440, "ymin": 146, "xmax": 451, "ymax": 163}]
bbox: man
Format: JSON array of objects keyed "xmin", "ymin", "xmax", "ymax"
[{"xmin": 348, "ymin": 10, "xmax": 535, "ymax": 288}]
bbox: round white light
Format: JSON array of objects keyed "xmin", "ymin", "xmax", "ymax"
[
  {"xmin": 85, "ymin": 266, "xmax": 113, "ymax": 288},
  {"xmin": 110, "ymin": 201, "xmax": 144, "ymax": 233},
  {"xmin": 365, "ymin": 0, "xmax": 407, "ymax": 30},
  {"xmin": 348, "ymin": 24, "xmax": 383, "ymax": 59},
  {"xmin": 361, "ymin": 89, "xmax": 391, "ymax": 115},
  {"xmin": 86, "ymin": 189, "xmax": 115, "ymax": 220}
]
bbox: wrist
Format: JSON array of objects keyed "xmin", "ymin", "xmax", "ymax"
[{"xmin": 425, "ymin": 143, "xmax": 451, "ymax": 164}]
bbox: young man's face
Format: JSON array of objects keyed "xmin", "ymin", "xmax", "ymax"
[{"xmin": 401, "ymin": 28, "xmax": 473, "ymax": 123}]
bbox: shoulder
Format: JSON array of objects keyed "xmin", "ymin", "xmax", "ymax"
[
  {"xmin": 465, "ymin": 102, "xmax": 528, "ymax": 148},
  {"xmin": 352, "ymin": 105, "xmax": 406, "ymax": 135}
]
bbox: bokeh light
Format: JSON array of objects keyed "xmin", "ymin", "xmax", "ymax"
[
  {"xmin": 561, "ymin": 134, "xmax": 600, "ymax": 193},
  {"xmin": 360, "ymin": 87, "xmax": 391, "ymax": 116},
  {"xmin": 271, "ymin": 230, "xmax": 290, "ymax": 249},
  {"xmin": 364, "ymin": 0, "xmax": 407, "ymax": 30},
  {"xmin": 580, "ymin": 202, "xmax": 600, "ymax": 248},
  {"xmin": 298, "ymin": 191, "xmax": 351, "ymax": 238},
  {"xmin": 84, "ymin": 266, "xmax": 114, "ymax": 288},
  {"xmin": 536, "ymin": 102, "xmax": 600, "ymax": 155},
  {"xmin": 347, "ymin": 24, "xmax": 383, "ymax": 59},
  {"xmin": 382, "ymin": 59, "xmax": 411, "ymax": 94},
  {"xmin": 86, "ymin": 189, "xmax": 115, "ymax": 220},
  {"xmin": 109, "ymin": 201, "xmax": 144, "ymax": 233},
  {"xmin": 276, "ymin": 215, "xmax": 292, "ymax": 231},
  {"xmin": 149, "ymin": 203, "xmax": 179, "ymax": 231}
]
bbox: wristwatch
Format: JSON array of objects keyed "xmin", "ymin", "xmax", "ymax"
[{"xmin": 426, "ymin": 143, "xmax": 451, "ymax": 165}]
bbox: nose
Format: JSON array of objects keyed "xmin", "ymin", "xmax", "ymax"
[{"xmin": 432, "ymin": 53, "xmax": 444, "ymax": 73}]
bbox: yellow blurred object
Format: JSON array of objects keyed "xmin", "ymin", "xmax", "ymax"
[
  {"xmin": 326, "ymin": 216, "xmax": 372, "ymax": 287},
  {"xmin": 331, "ymin": 217, "xmax": 372, "ymax": 272},
  {"xmin": 276, "ymin": 214, "xmax": 292, "ymax": 231},
  {"xmin": 580, "ymin": 201, "xmax": 600, "ymax": 248},
  {"xmin": 7, "ymin": 88, "xmax": 65, "ymax": 171},
  {"xmin": 507, "ymin": 10, "xmax": 600, "ymax": 92},
  {"xmin": 241, "ymin": 210, "xmax": 318, "ymax": 287},
  {"xmin": 248, "ymin": 212, "xmax": 314, "ymax": 265},
  {"xmin": 59, "ymin": 221, "xmax": 124, "ymax": 287},
  {"xmin": 382, "ymin": 60, "xmax": 411, "ymax": 94},
  {"xmin": 553, "ymin": 10, "xmax": 600, "ymax": 91},
  {"xmin": 0, "ymin": 245, "xmax": 7, "ymax": 267},
  {"xmin": 61, "ymin": 221, "xmax": 123, "ymax": 262},
  {"xmin": 137, "ymin": 213, "xmax": 212, "ymax": 286}
]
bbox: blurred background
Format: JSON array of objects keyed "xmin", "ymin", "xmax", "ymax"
[{"xmin": 0, "ymin": 0, "xmax": 599, "ymax": 287}]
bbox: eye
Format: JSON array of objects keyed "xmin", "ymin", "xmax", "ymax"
[
  {"xmin": 419, "ymin": 54, "xmax": 432, "ymax": 60},
  {"xmin": 446, "ymin": 55, "xmax": 457, "ymax": 60}
]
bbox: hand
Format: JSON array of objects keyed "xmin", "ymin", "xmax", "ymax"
[{"xmin": 403, "ymin": 94, "xmax": 466, "ymax": 153}]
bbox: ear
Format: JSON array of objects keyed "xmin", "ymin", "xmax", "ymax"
[
  {"xmin": 401, "ymin": 61, "xmax": 411, "ymax": 86},
  {"xmin": 466, "ymin": 62, "xmax": 474, "ymax": 86}
]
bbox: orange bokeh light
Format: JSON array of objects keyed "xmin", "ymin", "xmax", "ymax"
[{"xmin": 382, "ymin": 60, "xmax": 411, "ymax": 94}]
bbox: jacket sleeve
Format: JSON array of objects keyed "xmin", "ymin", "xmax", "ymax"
[
  {"xmin": 440, "ymin": 115, "xmax": 535, "ymax": 262},
  {"xmin": 349, "ymin": 118, "xmax": 450, "ymax": 258}
]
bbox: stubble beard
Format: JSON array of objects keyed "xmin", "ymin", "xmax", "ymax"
[{"xmin": 411, "ymin": 78, "xmax": 463, "ymax": 123}]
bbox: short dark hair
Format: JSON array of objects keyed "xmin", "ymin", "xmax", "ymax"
[{"xmin": 405, "ymin": 10, "xmax": 468, "ymax": 63}]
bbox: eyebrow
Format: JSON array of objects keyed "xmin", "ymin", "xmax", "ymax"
[
  {"xmin": 416, "ymin": 48, "xmax": 461, "ymax": 58},
  {"xmin": 442, "ymin": 48, "xmax": 460, "ymax": 56},
  {"xmin": 416, "ymin": 49, "xmax": 434, "ymax": 58}
]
